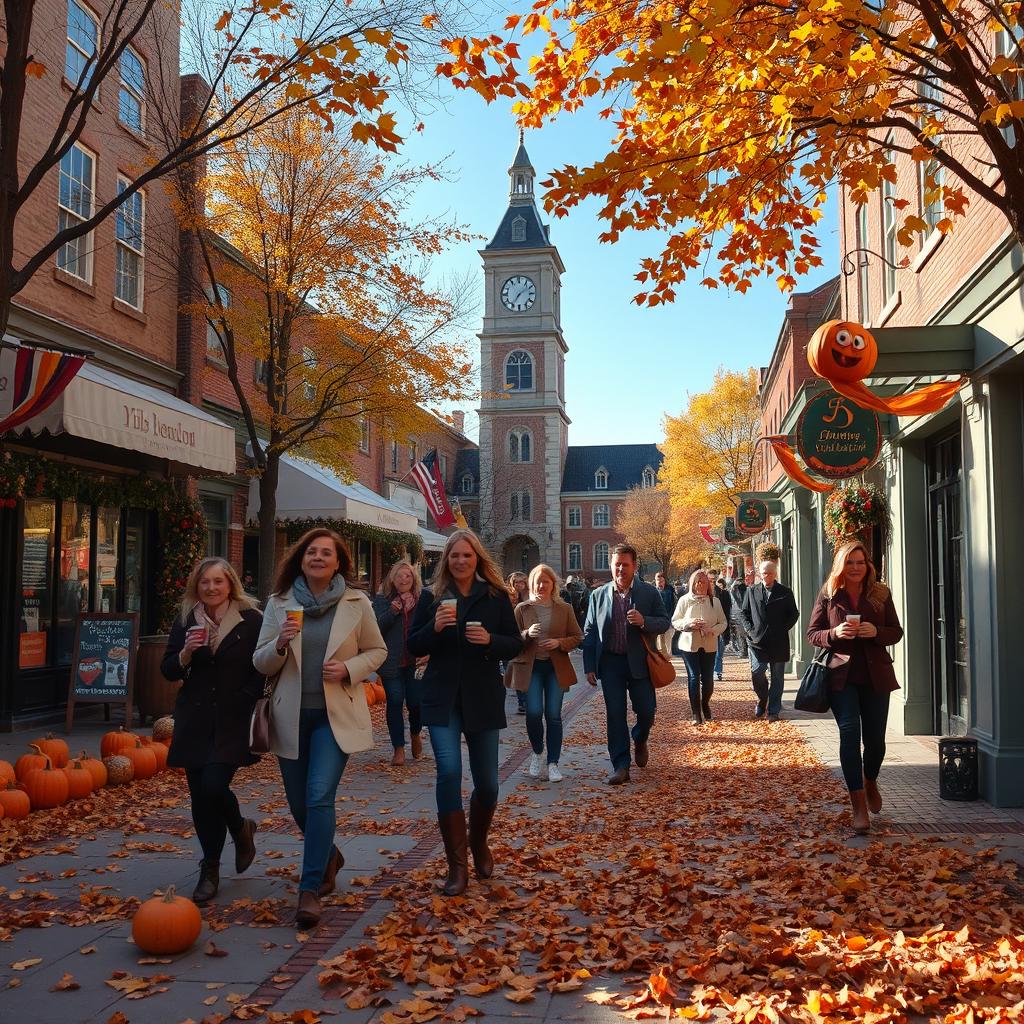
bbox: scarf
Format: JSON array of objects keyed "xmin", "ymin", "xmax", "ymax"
[{"xmin": 292, "ymin": 574, "xmax": 346, "ymax": 617}]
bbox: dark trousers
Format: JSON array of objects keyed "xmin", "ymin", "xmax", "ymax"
[
  {"xmin": 382, "ymin": 664, "xmax": 422, "ymax": 748},
  {"xmin": 732, "ymin": 625, "xmax": 748, "ymax": 658},
  {"xmin": 750, "ymin": 650, "xmax": 786, "ymax": 716},
  {"xmin": 598, "ymin": 651, "xmax": 656, "ymax": 772},
  {"xmin": 185, "ymin": 763, "xmax": 243, "ymax": 864},
  {"xmin": 829, "ymin": 683, "xmax": 891, "ymax": 792},
  {"xmin": 681, "ymin": 649, "xmax": 715, "ymax": 717},
  {"xmin": 429, "ymin": 707, "xmax": 499, "ymax": 814}
]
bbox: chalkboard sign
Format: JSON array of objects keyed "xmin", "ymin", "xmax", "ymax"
[{"xmin": 65, "ymin": 613, "xmax": 138, "ymax": 733}]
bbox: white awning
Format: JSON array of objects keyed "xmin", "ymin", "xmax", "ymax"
[
  {"xmin": 11, "ymin": 362, "xmax": 236, "ymax": 474},
  {"xmin": 246, "ymin": 450, "xmax": 419, "ymax": 534},
  {"xmin": 418, "ymin": 526, "xmax": 448, "ymax": 552}
]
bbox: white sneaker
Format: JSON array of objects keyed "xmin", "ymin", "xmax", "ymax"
[
  {"xmin": 528, "ymin": 752, "xmax": 543, "ymax": 777},
  {"xmin": 547, "ymin": 763, "xmax": 563, "ymax": 783}
]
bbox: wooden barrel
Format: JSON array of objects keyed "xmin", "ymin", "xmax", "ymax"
[{"xmin": 135, "ymin": 635, "xmax": 179, "ymax": 723}]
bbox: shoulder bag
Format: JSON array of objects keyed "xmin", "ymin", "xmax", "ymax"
[
  {"xmin": 249, "ymin": 671, "xmax": 279, "ymax": 754},
  {"xmin": 793, "ymin": 648, "xmax": 831, "ymax": 713},
  {"xmin": 641, "ymin": 634, "xmax": 676, "ymax": 689}
]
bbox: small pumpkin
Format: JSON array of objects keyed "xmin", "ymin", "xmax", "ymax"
[
  {"xmin": 33, "ymin": 733, "xmax": 69, "ymax": 769},
  {"xmin": 63, "ymin": 759, "xmax": 95, "ymax": 800},
  {"xmin": 0, "ymin": 783, "xmax": 31, "ymax": 820},
  {"xmin": 141, "ymin": 737, "xmax": 168, "ymax": 772},
  {"xmin": 363, "ymin": 680, "xmax": 377, "ymax": 706},
  {"xmin": 15, "ymin": 744, "xmax": 49, "ymax": 782},
  {"xmin": 100, "ymin": 726, "xmax": 138, "ymax": 759},
  {"xmin": 127, "ymin": 740, "xmax": 157, "ymax": 781},
  {"xmin": 152, "ymin": 716, "xmax": 174, "ymax": 745},
  {"xmin": 0, "ymin": 759, "xmax": 15, "ymax": 787},
  {"xmin": 103, "ymin": 755, "xmax": 134, "ymax": 786},
  {"xmin": 131, "ymin": 884, "xmax": 202, "ymax": 955},
  {"xmin": 77, "ymin": 751, "xmax": 107, "ymax": 790},
  {"xmin": 372, "ymin": 680, "xmax": 386, "ymax": 704},
  {"xmin": 24, "ymin": 759, "xmax": 70, "ymax": 809}
]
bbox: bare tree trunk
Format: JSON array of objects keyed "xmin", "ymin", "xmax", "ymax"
[{"xmin": 257, "ymin": 455, "xmax": 280, "ymax": 601}]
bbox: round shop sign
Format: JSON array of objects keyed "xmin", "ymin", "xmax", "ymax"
[
  {"xmin": 736, "ymin": 499, "xmax": 770, "ymax": 535},
  {"xmin": 796, "ymin": 388, "xmax": 882, "ymax": 480}
]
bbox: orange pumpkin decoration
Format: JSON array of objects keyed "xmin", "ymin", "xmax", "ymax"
[
  {"xmin": 100, "ymin": 726, "xmax": 138, "ymax": 759},
  {"xmin": 24, "ymin": 759, "xmax": 70, "ymax": 809},
  {"xmin": 142, "ymin": 738, "xmax": 168, "ymax": 772},
  {"xmin": 33, "ymin": 733, "xmax": 69, "ymax": 769},
  {"xmin": 363, "ymin": 680, "xmax": 377, "ymax": 706},
  {"xmin": 15, "ymin": 744, "xmax": 50, "ymax": 782},
  {"xmin": 372, "ymin": 680, "xmax": 386, "ymax": 704},
  {"xmin": 63, "ymin": 759, "xmax": 95, "ymax": 800},
  {"xmin": 152, "ymin": 716, "xmax": 175, "ymax": 745},
  {"xmin": 103, "ymin": 755, "xmax": 134, "ymax": 785},
  {"xmin": 0, "ymin": 759, "xmax": 15, "ymax": 786},
  {"xmin": 77, "ymin": 751, "xmax": 107, "ymax": 790},
  {"xmin": 808, "ymin": 320, "xmax": 878, "ymax": 383},
  {"xmin": 127, "ymin": 740, "xmax": 157, "ymax": 781},
  {"xmin": 131, "ymin": 885, "xmax": 202, "ymax": 955},
  {"xmin": 0, "ymin": 783, "xmax": 31, "ymax": 820}
]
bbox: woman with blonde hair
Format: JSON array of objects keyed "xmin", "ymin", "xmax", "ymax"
[
  {"xmin": 505, "ymin": 564, "xmax": 583, "ymax": 782},
  {"xmin": 671, "ymin": 569, "xmax": 728, "ymax": 725},
  {"xmin": 161, "ymin": 558, "xmax": 264, "ymax": 904},
  {"xmin": 806, "ymin": 539, "xmax": 904, "ymax": 834},
  {"xmin": 372, "ymin": 559, "xmax": 424, "ymax": 766},
  {"xmin": 505, "ymin": 572, "xmax": 530, "ymax": 714},
  {"xmin": 407, "ymin": 529, "xmax": 522, "ymax": 896}
]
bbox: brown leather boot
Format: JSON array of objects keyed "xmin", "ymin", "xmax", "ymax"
[
  {"xmin": 391, "ymin": 746, "xmax": 406, "ymax": 766},
  {"xmin": 296, "ymin": 889, "xmax": 321, "ymax": 930},
  {"xmin": 468, "ymin": 795, "xmax": 496, "ymax": 879},
  {"xmin": 318, "ymin": 845, "xmax": 344, "ymax": 898},
  {"xmin": 864, "ymin": 776, "xmax": 882, "ymax": 814},
  {"xmin": 437, "ymin": 811, "xmax": 468, "ymax": 896},
  {"xmin": 849, "ymin": 790, "xmax": 871, "ymax": 834},
  {"xmin": 233, "ymin": 818, "xmax": 257, "ymax": 874}
]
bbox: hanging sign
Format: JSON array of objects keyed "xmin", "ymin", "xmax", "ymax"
[
  {"xmin": 722, "ymin": 515, "xmax": 743, "ymax": 544},
  {"xmin": 796, "ymin": 388, "xmax": 882, "ymax": 480},
  {"xmin": 736, "ymin": 499, "xmax": 770, "ymax": 535},
  {"xmin": 65, "ymin": 613, "xmax": 139, "ymax": 732}
]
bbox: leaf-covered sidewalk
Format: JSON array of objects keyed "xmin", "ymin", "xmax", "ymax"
[{"xmin": 1, "ymin": 654, "xmax": 1022, "ymax": 1024}]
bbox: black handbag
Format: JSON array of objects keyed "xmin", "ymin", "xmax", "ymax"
[{"xmin": 794, "ymin": 648, "xmax": 831, "ymax": 713}]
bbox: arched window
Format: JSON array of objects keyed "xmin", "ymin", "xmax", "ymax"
[
  {"xmin": 593, "ymin": 504, "xmax": 609, "ymax": 527},
  {"xmin": 509, "ymin": 428, "xmax": 532, "ymax": 463},
  {"xmin": 567, "ymin": 544, "xmax": 582, "ymax": 571},
  {"xmin": 461, "ymin": 473, "xmax": 474, "ymax": 495},
  {"xmin": 594, "ymin": 542, "xmax": 610, "ymax": 571},
  {"xmin": 641, "ymin": 466, "xmax": 655, "ymax": 488},
  {"xmin": 594, "ymin": 466, "xmax": 608, "ymax": 489},
  {"xmin": 505, "ymin": 350, "xmax": 533, "ymax": 391},
  {"xmin": 510, "ymin": 491, "xmax": 532, "ymax": 522}
]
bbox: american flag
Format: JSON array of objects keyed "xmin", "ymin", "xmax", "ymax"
[{"xmin": 410, "ymin": 449, "xmax": 456, "ymax": 528}]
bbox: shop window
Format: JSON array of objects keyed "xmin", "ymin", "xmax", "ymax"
[
  {"xmin": 95, "ymin": 506, "xmax": 120, "ymax": 612},
  {"xmin": 201, "ymin": 495, "xmax": 228, "ymax": 557},
  {"xmin": 58, "ymin": 502, "xmax": 91, "ymax": 665},
  {"xmin": 354, "ymin": 538, "xmax": 371, "ymax": 585},
  {"xmin": 19, "ymin": 501, "xmax": 55, "ymax": 669},
  {"xmin": 124, "ymin": 510, "xmax": 146, "ymax": 613}
]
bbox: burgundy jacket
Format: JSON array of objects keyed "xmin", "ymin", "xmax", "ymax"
[{"xmin": 805, "ymin": 586, "xmax": 903, "ymax": 694}]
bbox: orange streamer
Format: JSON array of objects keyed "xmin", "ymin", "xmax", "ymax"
[
  {"xmin": 769, "ymin": 439, "xmax": 834, "ymax": 494},
  {"xmin": 826, "ymin": 376, "xmax": 966, "ymax": 417}
]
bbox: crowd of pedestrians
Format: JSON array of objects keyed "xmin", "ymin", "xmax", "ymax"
[{"xmin": 160, "ymin": 526, "xmax": 903, "ymax": 925}]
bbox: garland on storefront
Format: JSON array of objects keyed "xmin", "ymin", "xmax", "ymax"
[
  {"xmin": 283, "ymin": 516, "xmax": 424, "ymax": 566},
  {"xmin": 823, "ymin": 484, "xmax": 891, "ymax": 552},
  {"xmin": 0, "ymin": 449, "xmax": 206, "ymax": 632}
]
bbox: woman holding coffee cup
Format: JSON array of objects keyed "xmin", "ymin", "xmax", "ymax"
[
  {"xmin": 161, "ymin": 558, "xmax": 265, "ymax": 905},
  {"xmin": 407, "ymin": 529, "xmax": 522, "ymax": 896},
  {"xmin": 806, "ymin": 538, "xmax": 904, "ymax": 834},
  {"xmin": 254, "ymin": 528, "xmax": 387, "ymax": 929}
]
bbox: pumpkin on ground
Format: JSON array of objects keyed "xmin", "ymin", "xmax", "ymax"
[
  {"xmin": 63, "ymin": 759, "xmax": 95, "ymax": 800},
  {"xmin": 127, "ymin": 740, "xmax": 157, "ymax": 781},
  {"xmin": 141, "ymin": 737, "xmax": 168, "ymax": 772},
  {"xmin": 77, "ymin": 751, "xmax": 107, "ymax": 790},
  {"xmin": 131, "ymin": 885, "xmax": 202, "ymax": 955},
  {"xmin": 33, "ymin": 733, "xmax": 69, "ymax": 769},
  {"xmin": 152, "ymin": 716, "xmax": 174, "ymax": 745},
  {"xmin": 100, "ymin": 727, "xmax": 138, "ymax": 759},
  {"xmin": 23, "ymin": 760, "xmax": 70, "ymax": 810},
  {"xmin": 103, "ymin": 755, "xmax": 134, "ymax": 785},
  {"xmin": 0, "ymin": 759, "xmax": 15, "ymax": 786},
  {"xmin": 15, "ymin": 744, "xmax": 49, "ymax": 782},
  {"xmin": 0, "ymin": 783, "xmax": 31, "ymax": 820}
]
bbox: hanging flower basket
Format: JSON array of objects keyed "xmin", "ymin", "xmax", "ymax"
[
  {"xmin": 823, "ymin": 484, "xmax": 891, "ymax": 552},
  {"xmin": 755, "ymin": 541, "xmax": 781, "ymax": 563}
]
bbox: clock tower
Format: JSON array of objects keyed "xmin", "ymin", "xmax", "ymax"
[{"xmin": 478, "ymin": 136, "xmax": 569, "ymax": 574}]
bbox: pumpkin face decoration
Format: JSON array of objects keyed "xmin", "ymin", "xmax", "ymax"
[{"xmin": 808, "ymin": 320, "xmax": 878, "ymax": 383}]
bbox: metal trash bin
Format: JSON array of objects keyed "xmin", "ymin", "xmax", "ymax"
[{"xmin": 938, "ymin": 737, "xmax": 979, "ymax": 801}]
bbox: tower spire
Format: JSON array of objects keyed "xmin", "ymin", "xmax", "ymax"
[{"xmin": 509, "ymin": 133, "xmax": 535, "ymax": 203}]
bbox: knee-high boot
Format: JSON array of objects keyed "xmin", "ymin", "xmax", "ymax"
[
  {"xmin": 468, "ymin": 795, "xmax": 496, "ymax": 879},
  {"xmin": 437, "ymin": 811, "xmax": 468, "ymax": 896}
]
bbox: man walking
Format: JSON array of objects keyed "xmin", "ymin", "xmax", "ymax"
[
  {"xmin": 730, "ymin": 567, "xmax": 755, "ymax": 658},
  {"xmin": 583, "ymin": 545, "xmax": 671, "ymax": 785},
  {"xmin": 653, "ymin": 571, "xmax": 677, "ymax": 657},
  {"xmin": 740, "ymin": 561, "xmax": 800, "ymax": 722}
]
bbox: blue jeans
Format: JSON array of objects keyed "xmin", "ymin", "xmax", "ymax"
[
  {"xmin": 598, "ymin": 651, "xmax": 656, "ymax": 772},
  {"xmin": 278, "ymin": 708, "xmax": 350, "ymax": 893},
  {"xmin": 714, "ymin": 634, "xmax": 726, "ymax": 676},
  {"xmin": 681, "ymin": 650, "xmax": 714, "ymax": 717},
  {"xmin": 525, "ymin": 659, "xmax": 565, "ymax": 764},
  {"xmin": 428, "ymin": 707, "xmax": 500, "ymax": 815},
  {"xmin": 830, "ymin": 684, "xmax": 891, "ymax": 792},
  {"xmin": 750, "ymin": 651, "xmax": 786, "ymax": 716},
  {"xmin": 382, "ymin": 665, "xmax": 422, "ymax": 748}
]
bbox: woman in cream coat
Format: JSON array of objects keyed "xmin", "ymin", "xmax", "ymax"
[
  {"xmin": 672, "ymin": 569, "xmax": 728, "ymax": 726},
  {"xmin": 254, "ymin": 528, "xmax": 386, "ymax": 929}
]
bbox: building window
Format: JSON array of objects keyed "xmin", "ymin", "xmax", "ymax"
[
  {"xmin": 511, "ymin": 491, "xmax": 531, "ymax": 521},
  {"xmin": 567, "ymin": 543, "xmax": 582, "ymax": 571},
  {"xmin": 206, "ymin": 284, "xmax": 230, "ymax": 361},
  {"xmin": 254, "ymin": 358, "xmax": 268, "ymax": 386},
  {"xmin": 509, "ymin": 428, "xmax": 532, "ymax": 463},
  {"xmin": 855, "ymin": 203, "xmax": 870, "ymax": 322},
  {"xmin": 391, "ymin": 441, "xmax": 399, "ymax": 473},
  {"xmin": 567, "ymin": 505, "xmax": 581, "ymax": 528},
  {"xmin": 57, "ymin": 143, "xmax": 95, "ymax": 281},
  {"xmin": 595, "ymin": 467, "xmax": 608, "ymax": 489},
  {"xmin": 881, "ymin": 150, "xmax": 898, "ymax": 302},
  {"xmin": 461, "ymin": 473, "xmax": 474, "ymax": 494},
  {"xmin": 114, "ymin": 180, "xmax": 144, "ymax": 309},
  {"xmin": 641, "ymin": 467, "xmax": 655, "ymax": 488},
  {"xmin": 511, "ymin": 216, "xmax": 526, "ymax": 242},
  {"xmin": 302, "ymin": 346, "xmax": 316, "ymax": 401},
  {"xmin": 65, "ymin": 0, "xmax": 98, "ymax": 88},
  {"xmin": 359, "ymin": 415, "xmax": 370, "ymax": 454},
  {"xmin": 594, "ymin": 542, "xmax": 610, "ymax": 571},
  {"xmin": 201, "ymin": 495, "xmax": 229, "ymax": 557},
  {"xmin": 118, "ymin": 46, "xmax": 145, "ymax": 132},
  {"xmin": 505, "ymin": 350, "xmax": 534, "ymax": 391},
  {"xmin": 593, "ymin": 504, "xmax": 609, "ymax": 527},
  {"xmin": 409, "ymin": 441, "xmax": 417, "ymax": 467}
]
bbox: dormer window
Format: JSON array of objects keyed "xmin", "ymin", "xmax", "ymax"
[
  {"xmin": 641, "ymin": 466, "xmax": 656, "ymax": 488},
  {"xmin": 461, "ymin": 473, "xmax": 474, "ymax": 495},
  {"xmin": 595, "ymin": 467, "xmax": 608, "ymax": 490},
  {"xmin": 511, "ymin": 216, "xmax": 526, "ymax": 242}
]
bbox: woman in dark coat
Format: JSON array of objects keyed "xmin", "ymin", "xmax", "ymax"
[
  {"xmin": 161, "ymin": 557, "xmax": 264, "ymax": 904},
  {"xmin": 407, "ymin": 529, "xmax": 522, "ymax": 896},
  {"xmin": 806, "ymin": 539, "xmax": 904, "ymax": 834}
]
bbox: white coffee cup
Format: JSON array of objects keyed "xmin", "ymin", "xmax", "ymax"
[{"xmin": 846, "ymin": 614, "xmax": 861, "ymax": 626}]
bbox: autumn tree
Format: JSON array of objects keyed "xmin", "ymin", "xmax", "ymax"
[
  {"xmin": 662, "ymin": 367, "xmax": 760, "ymax": 562},
  {"xmin": 179, "ymin": 102, "xmax": 477, "ymax": 597},
  {"xmin": 614, "ymin": 485, "xmax": 678, "ymax": 578},
  {"xmin": 0, "ymin": 0, "xmax": 462, "ymax": 335},
  {"xmin": 439, "ymin": 0, "xmax": 1024, "ymax": 301}
]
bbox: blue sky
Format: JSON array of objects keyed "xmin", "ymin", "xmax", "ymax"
[{"xmin": 398, "ymin": 72, "xmax": 840, "ymax": 446}]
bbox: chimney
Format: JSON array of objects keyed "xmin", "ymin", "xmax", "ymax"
[{"xmin": 451, "ymin": 410, "xmax": 465, "ymax": 434}]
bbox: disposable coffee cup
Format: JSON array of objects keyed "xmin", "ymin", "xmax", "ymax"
[
  {"xmin": 440, "ymin": 598, "xmax": 457, "ymax": 626},
  {"xmin": 187, "ymin": 625, "xmax": 208, "ymax": 645},
  {"xmin": 466, "ymin": 620, "xmax": 481, "ymax": 628},
  {"xmin": 846, "ymin": 614, "xmax": 861, "ymax": 625},
  {"xmin": 286, "ymin": 608, "xmax": 304, "ymax": 631}
]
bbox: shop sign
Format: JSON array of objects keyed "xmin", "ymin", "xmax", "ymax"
[
  {"xmin": 796, "ymin": 388, "xmax": 881, "ymax": 479},
  {"xmin": 722, "ymin": 515, "xmax": 743, "ymax": 543},
  {"xmin": 736, "ymin": 499, "xmax": 770, "ymax": 535},
  {"xmin": 66, "ymin": 613, "xmax": 138, "ymax": 732}
]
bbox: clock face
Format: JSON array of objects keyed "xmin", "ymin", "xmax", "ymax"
[{"xmin": 501, "ymin": 275, "xmax": 537, "ymax": 312}]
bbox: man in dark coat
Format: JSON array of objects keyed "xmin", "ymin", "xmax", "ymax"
[
  {"xmin": 730, "ymin": 567, "xmax": 755, "ymax": 659},
  {"xmin": 740, "ymin": 560, "xmax": 800, "ymax": 721},
  {"xmin": 653, "ymin": 571, "xmax": 677, "ymax": 656}
]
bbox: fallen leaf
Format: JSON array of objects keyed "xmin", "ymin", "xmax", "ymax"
[
  {"xmin": 11, "ymin": 958, "xmax": 42, "ymax": 970},
  {"xmin": 50, "ymin": 972, "xmax": 80, "ymax": 991},
  {"xmin": 205, "ymin": 940, "xmax": 230, "ymax": 957}
]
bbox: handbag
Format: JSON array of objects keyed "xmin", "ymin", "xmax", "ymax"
[
  {"xmin": 641, "ymin": 634, "xmax": 676, "ymax": 689},
  {"xmin": 793, "ymin": 648, "xmax": 831, "ymax": 713},
  {"xmin": 248, "ymin": 672, "xmax": 279, "ymax": 754}
]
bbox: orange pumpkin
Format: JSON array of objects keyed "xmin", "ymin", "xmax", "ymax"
[
  {"xmin": 103, "ymin": 755, "xmax": 134, "ymax": 785},
  {"xmin": 15, "ymin": 744, "xmax": 49, "ymax": 782},
  {"xmin": 24, "ymin": 760, "xmax": 70, "ymax": 809},
  {"xmin": 807, "ymin": 319, "xmax": 878, "ymax": 383},
  {"xmin": 131, "ymin": 884, "xmax": 202, "ymax": 954},
  {"xmin": 152, "ymin": 716, "xmax": 174, "ymax": 745},
  {"xmin": 33, "ymin": 733, "xmax": 69, "ymax": 769},
  {"xmin": 363, "ymin": 680, "xmax": 377, "ymax": 706},
  {"xmin": 127, "ymin": 741, "xmax": 157, "ymax": 781},
  {"xmin": 142, "ymin": 738, "xmax": 168, "ymax": 772},
  {"xmin": 77, "ymin": 751, "xmax": 107, "ymax": 790},
  {"xmin": 100, "ymin": 726, "xmax": 138, "ymax": 759},
  {"xmin": 0, "ymin": 783, "xmax": 31, "ymax": 820},
  {"xmin": 63, "ymin": 759, "xmax": 95, "ymax": 800},
  {"xmin": 372, "ymin": 680, "xmax": 386, "ymax": 704},
  {"xmin": 0, "ymin": 759, "xmax": 15, "ymax": 787}
]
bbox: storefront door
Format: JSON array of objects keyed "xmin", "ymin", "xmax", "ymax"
[{"xmin": 927, "ymin": 431, "xmax": 969, "ymax": 735}]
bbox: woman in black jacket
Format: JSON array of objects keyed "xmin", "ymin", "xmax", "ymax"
[
  {"xmin": 161, "ymin": 558, "xmax": 265, "ymax": 904},
  {"xmin": 407, "ymin": 529, "xmax": 522, "ymax": 896}
]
